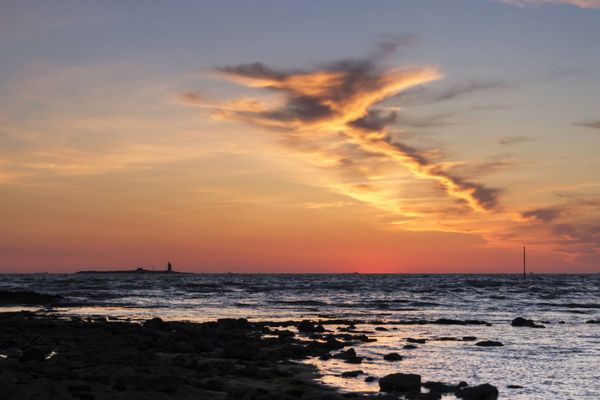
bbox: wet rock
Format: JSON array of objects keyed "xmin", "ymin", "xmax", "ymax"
[
  {"xmin": 511, "ymin": 317, "xmax": 545, "ymax": 328},
  {"xmin": 403, "ymin": 344, "xmax": 418, "ymax": 349},
  {"xmin": 379, "ymin": 373, "xmax": 421, "ymax": 392},
  {"xmin": 586, "ymin": 319, "xmax": 599, "ymax": 324},
  {"xmin": 383, "ymin": 352, "xmax": 403, "ymax": 361},
  {"xmin": 65, "ymin": 380, "xmax": 92, "ymax": 392},
  {"xmin": 297, "ymin": 320, "xmax": 325, "ymax": 333},
  {"xmin": 333, "ymin": 348, "xmax": 357, "ymax": 360},
  {"xmin": 475, "ymin": 341, "xmax": 503, "ymax": 347},
  {"xmin": 143, "ymin": 317, "xmax": 166, "ymax": 330},
  {"xmin": 422, "ymin": 381, "xmax": 467, "ymax": 393},
  {"xmin": 12, "ymin": 378, "xmax": 74, "ymax": 400},
  {"xmin": 113, "ymin": 374, "xmax": 185, "ymax": 393},
  {"xmin": 462, "ymin": 336, "xmax": 477, "ymax": 341},
  {"xmin": 432, "ymin": 318, "xmax": 491, "ymax": 326},
  {"xmin": 375, "ymin": 327, "xmax": 388, "ymax": 331},
  {"xmin": 0, "ymin": 291, "xmax": 63, "ymax": 306},
  {"xmin": 405, "ymin": 391, "xmax": 441, "ymax": 400},
  {"xmin": 20, "ymin": 347, "xmax": 47, "ymax": 363},
  {"xmin": 344, "ymin": 356, "xmax": 363, "ymax": 364},
  {"xmin": 222, "ymin": 341, "xmax": 260, "ymax": 360},
  {"xmin": 341, "ymin": 370, "xmax": 364, "ymax": 378},
  {"xmin": 507, "ymin": 385, "xmax": 523, "ymax": 389},
  {"xmin": 365, "ymin": 376, "xmax": 377, "ymax": 383},
  {"xmin": 174, "ymin": 341, "xmax": 195, "ymax": 353},
  {"xmin": 0, "ymin": 370, "xmax": 18, "ymax": 385},
  {"xmin": 455, "ymin": 383, "xmax": 498, "ymax": 399},
  {"xmin": 406, "ymin": 338, "xmax": 427, "ymax": 344}
]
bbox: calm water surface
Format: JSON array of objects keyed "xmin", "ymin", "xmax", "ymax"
[{"xmin": 1, "ymin": 273, "xmax": 599, "ymax": 399}]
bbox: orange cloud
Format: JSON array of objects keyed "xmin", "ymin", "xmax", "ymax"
[{"xmin": 183, "ymin": 51, "xmax": 501, "ymax": 215}]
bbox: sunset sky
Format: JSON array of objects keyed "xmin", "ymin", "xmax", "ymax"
[{"xmin": 1, "ymin": 0, "xmax": 600, "ymax": 273}]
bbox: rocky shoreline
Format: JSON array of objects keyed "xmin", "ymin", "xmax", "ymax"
[{"xmin": 0, "ymin": 309, "xmax": 502, "ymax": 400}]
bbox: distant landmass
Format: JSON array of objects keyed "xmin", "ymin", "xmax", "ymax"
[{"xmin": 76, "ymin": 262, "xmax": 183, "ymax": 274}]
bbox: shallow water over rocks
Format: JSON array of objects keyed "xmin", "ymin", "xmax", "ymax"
[{"xmin": 1, "ymin": 273, "xmax": 599, "ymax": 399}]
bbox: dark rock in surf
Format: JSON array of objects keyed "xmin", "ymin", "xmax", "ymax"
[
  {"xmin": 20, "ymin": 347, "xmax": 47, "ymax": 363},
  {"xmin": 433, "ymin": 318, "xmax": 491, "ymax": 326},
  {"xmin": 341, "ymin": 370, "xmax": 364, "ymax": 378},
  {"xmin": 379, "ymin": 373, "xmax": 421, "ymax": 392},
  {"xmin": 507, "ymin": 385, "xmax": 523, "ymax": 389},
  {"xmin": 405, "ymin": 390, "xmax": 442, "ymax": 400},
  {"xmin": 511, "ymin": 317, "xmax": 545, "ymax": 328},
  {"xmin": 331, "ymin": 348, "xmax": 363, "ymax": 363},
  {"xmin": 383, "ymin": 352, "xmax": 403, "ymax": 361},
  {"xmin": 406, "ymin": 338, "xmax": 427, "ymax": 344},
  {"xmin": 422, "ymin": 380, "xmax": 468, "ymax": 393},
  {"xmin": 403, "ymin": 344, "xmax": 418, "ymax": 349},
  {"xmin": 297, "ymin": 320, "xmax": 325, "ymax": 333},
  {"xmin": 365, "ymin": 376, "xmax": 377, "ymax": 382},
  {"xmin": 462, "ymin": 336, "xmax": 477, "ymax": 341},
  {"xmin": 475, "ymin": 340, "xmax": 503, "ymax": 347},
  {"xmin": 0, "ymin": 290, "xmax": 62, "ymax": 306},
  {"xmin": 455, "ymin": 383, "xmax": 498, "ymax": 399}
]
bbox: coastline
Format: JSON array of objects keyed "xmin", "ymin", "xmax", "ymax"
[
  {"xmin": 0, "ymin": 309, "xmax": 501, "ymax": 400},
  {"xmin": 0, "ymin": 311, "xmax": 341, "ymax": 400}
]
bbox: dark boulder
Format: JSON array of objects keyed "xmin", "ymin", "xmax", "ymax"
[
  {"xmin": 507, "ymin": 385, "xmax": 523, "ymax": 389},
  {"xmin": 405, "ymin": 391, "xmax": 441, "ymax": 400},
  {"xmin": 475, "ymin": 341, "xmax": 503, "ymax": 347},
  {"xmin": 333, "ymin": 348, "xmax": 356, "ymax": 360},
  {"xmin": 383, "ymin": 352, "xmax": 403, "ymax": 361},
  {"xmin": 403, "ymin": 344, "xmax": 418, "ymax": 349},
  {"xmin": 11, "ymin": 378, "xmax": 73, "ymax": 400},
  {"xmin": 332, "ymin": 347, "xmax": 363, "ymax": 363},
  {"xmin": 143, "ymin": 317, "xmax": 167, "ymax": 330},
  {"xmin": 511, "ymin": 317, "xmax": 544, "ymax": 328},
  {"xmin": 20, "ymin": 347, "xmax": 47, "ymax": 363},
  {"xmin": 297, "ymin": 320, "xmax": 324, "ymax": 333},
  {"xmin": 113, "ymin": 374, "xmax": 185, "ymax": 393},
  {"xmin": 0, "ymin": 290, "xmax": 62, "ymax": 306},
  {"xmin": 379, "ymin": 373, "xmax": 421, "ymax": 392},
  {"xmin": 433, "ymin": 318, "xmax": 491, "ymax": 326},
  {"xmin": 456, "ymin": 383, "xmax": 499, "ymax": 400},
  {"xmin": 365, "ymin": 376, "xmax": 377, "ymax": 382},
  {"xmin": 341, "ymin": 370, "xmax": 364, "ymax": 378},
  {"xmin": 422, "ymin": 381, "xmax": 467, "ymax": 393},
  {"xmin": 406, "ymin": 338, "xmax": 427, "ymax": 344}
]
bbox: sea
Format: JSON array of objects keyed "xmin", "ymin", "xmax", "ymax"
[{"xmin": 1, "ymin": 273, "xmax": 599, "ymax": 399}]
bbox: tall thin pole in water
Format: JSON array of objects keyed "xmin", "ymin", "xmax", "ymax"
[{"xmin": 523, "ymin": 245, "xmax": 526, "ymax": 278}]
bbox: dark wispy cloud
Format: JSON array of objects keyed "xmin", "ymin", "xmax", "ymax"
[
  {"xmin": 497, "ymin": 135, "xmax": 536, "ymax": 146},
  {"xmin": 574, "ymin": 120, "xmax": 600, "ymax": 130},
  {"xmin": 522, "ymin": 206, "xmax": 565, "ymax": 223},
  {"xmin": 395, "ymin": 79, "xmax": 508, "ymax": 107}
]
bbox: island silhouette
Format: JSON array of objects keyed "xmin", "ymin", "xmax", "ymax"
[{"xmin": 76, "ymin": 261, "xmax": 181, "ymax": 274}]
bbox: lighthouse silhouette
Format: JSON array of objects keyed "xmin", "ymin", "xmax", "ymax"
[{"xmin": 167, "ymin": 261, "xmax": 172, "ymax": 273}]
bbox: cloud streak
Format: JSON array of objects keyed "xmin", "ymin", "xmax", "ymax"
[
  {"xmin": 499, "ymin": 0, "xmax": 600, "ymax": 9},
  {"xmin": 182, "ymin": 47, "xmax": 501, "ymax": 214},
  {"xmin": 574, "ymin": 120, "xmax": 600, "ymax": 130}
]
